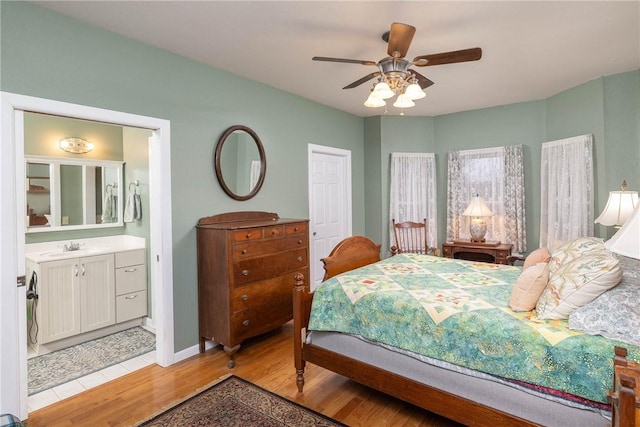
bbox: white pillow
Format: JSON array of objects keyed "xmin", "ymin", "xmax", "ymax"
[
  {"xmin": 548, "ymin": 237, "xmax": 605, "ymax": 275},
  {"xmin": 536, "ymin": 251, "xmax": 622, "ymax": 319}
]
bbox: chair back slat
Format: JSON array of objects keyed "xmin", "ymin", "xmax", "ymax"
[{"xmin": 391, "ymin": 218, "xmax": 438, "ymax": 256}]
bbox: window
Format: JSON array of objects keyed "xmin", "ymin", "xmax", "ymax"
[
  {"xmin": 389, "ymin": 153, "xmax": 438, "ymax": 249},
  {"xmin": 539, "ymin": 134, "xmax": 594, "ymax": 251},
  {"xmin": 447, "ymin": 145, "xmax": 526, "ymax": 252}
]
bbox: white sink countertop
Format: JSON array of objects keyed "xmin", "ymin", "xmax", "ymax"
[{"xmin": 26, "ymin": 235, "xmax": 146, "ymax": 263}]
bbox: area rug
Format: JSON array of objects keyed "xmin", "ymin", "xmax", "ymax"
[
  {"xmin": 138, "ymin": 374, "xmax": 346, "ymax": 427},
  {"xmin": 28, "ymin": 326, "xmax": 155, "ymax": 395}
]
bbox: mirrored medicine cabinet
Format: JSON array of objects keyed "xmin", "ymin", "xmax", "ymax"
[{"xmin": 26, "ymin": 155, "xmax": 124, "ymax": 233}]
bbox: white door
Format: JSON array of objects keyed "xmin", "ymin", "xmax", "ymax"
[
  {"xmin": 308, "ymin": 144, "xmax": 352, "ymax": 289},
  {"xmin": 0, "ymin": 92, "xmax": 175, "ymax": 420}
]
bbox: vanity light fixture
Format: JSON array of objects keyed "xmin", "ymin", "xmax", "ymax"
[{"xmin": 59, "ymin": 137, "xmax": 94, "ymax": 154}]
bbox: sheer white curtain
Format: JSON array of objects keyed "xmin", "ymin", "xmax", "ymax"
[
  {"xmin": 389, "ymin": 153, "xmax": 437, "ymax": 249},
  {"xmin": 447, "ymin": 145, "xmax": 526, "ymax": 252},
  {"xmin": 539, "ymin": 134, "xmax": 594, "ymax": 251}
]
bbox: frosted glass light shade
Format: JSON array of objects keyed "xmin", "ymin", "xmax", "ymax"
[
  {"xmin": 59, "ymin": 137, "xmax": 94, "ymax": 154},
  {"xmin": 393, "ymin": 94, "xmax": 415, "ymax": 109},
  {"xmin": 595, "ymin": 190, "xmax": 638, "ymax": 227},
  {"xmin": 404, "ymin": 82, "xmax": 426, "ymax": 100},
  {"xmin": 605, "ymin": 204, "xmax": 640, "ymax": 259},
  {"xmin": 373, "ymin": 81, "xmax": 394, "ymax": 99},
  {"xmin": 364, "ymin": 92, "xmax": 385, "ymax": 108}
]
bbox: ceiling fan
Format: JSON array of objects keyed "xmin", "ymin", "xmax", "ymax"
[{"xmin": 312, "ymin": 22, "xmax": 482, "ymax": 110}]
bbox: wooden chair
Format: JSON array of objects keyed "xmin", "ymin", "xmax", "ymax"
[{"xmin": 391, "ymin": 218, "xmax": 439, "ymax": 256}]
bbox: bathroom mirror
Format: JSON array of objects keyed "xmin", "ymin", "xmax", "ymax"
[
  {"xmin": 214, "ymin": 125, "xmax": 266, "ymax": 201},
  {"xmin": 26, "ymin": 155, "xmax": 124, "ymax": 233}
]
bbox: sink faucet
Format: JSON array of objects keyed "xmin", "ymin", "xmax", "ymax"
[{"xmin": 63, "ymin": 241, "xmax": 81, "ymax": 252}]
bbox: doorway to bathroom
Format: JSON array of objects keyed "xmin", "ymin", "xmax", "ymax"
[{"xmin": 0, "ymin": 92, "xmax": 175, "ymax": 420}]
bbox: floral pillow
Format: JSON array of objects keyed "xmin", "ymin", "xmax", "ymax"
[
  {"xmin": 536, "ymin": 251, "xmax": 622, "ymax": 319},
  {"xmin": 568, "ymin": 256, "xmax": 640, "ymax": 346},
  {"xmin": 548, "ymin": 237, "xmax": 605, "ymax": 274}
]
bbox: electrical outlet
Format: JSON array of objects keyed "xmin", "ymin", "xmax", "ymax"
[{"xmin": 62, "ymin": 216, "xmax": 69, "ymax": 225}]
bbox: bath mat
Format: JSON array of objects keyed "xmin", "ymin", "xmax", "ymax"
[
  {"xmin": 28, "ymin": 326, "xmax": 155, "ymax": 395},
  {"xmin": 137, "ymin": 374, "xmax": 346, "ymax": 426}
]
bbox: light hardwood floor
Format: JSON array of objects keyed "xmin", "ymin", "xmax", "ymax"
[{"xmin": 26, "ymin": 321, "xmax": 461, "ymax": 426}]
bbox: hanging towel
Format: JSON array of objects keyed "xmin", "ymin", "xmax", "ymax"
[
  {"xmin": 102, "ymin": 192, "xmax": 115, "ymax": 223},
  {"xmin": 124, "ymin": 186, "xmax": 142, "ymax": 222},
  {"xmin": 133, "ymin": 192, "xmax": 142, "ymax": 220},
  {"xmin": 124, "ymin": 191, "xmax": 135, "ymax": 222}
]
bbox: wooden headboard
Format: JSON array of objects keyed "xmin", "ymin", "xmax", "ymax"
[{"xmin": 321, "ymin": 236, "xmax": 381, "ymax": 280}]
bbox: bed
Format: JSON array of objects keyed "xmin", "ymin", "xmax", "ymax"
[{"xmin": 293, "ymin": 236, "xmax": 639, "ymax": 426}]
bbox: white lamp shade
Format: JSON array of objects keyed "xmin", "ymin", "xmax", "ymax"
[
  {"xmin": 605, "ymin": 203, "xmax": 640, "ymax": 259},
  {"xmin": 373, "ymin": 81, "xmax": 394, "ymax": 99},
  {"xmin": 462, "ymin": 195, "xmax": 494, "ymax": 217},
  {"xmin": 595, "ymin": 190, "xmax": 639, "ymax": 227},
  {"xmin": 404, "ymin": 83, "xmax": 426, "ymax": 100},
  {"xmin": 364, "ymin": 92, "xmax": 385, "ymax": 108},
  {"xmin": 393, "ymin": 94, "xmax": 415, "ymax": 109}
]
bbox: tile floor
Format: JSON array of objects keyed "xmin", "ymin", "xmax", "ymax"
[{"xmin": 28, "ymin": 350, "xmax": 156, "ymax": 412}]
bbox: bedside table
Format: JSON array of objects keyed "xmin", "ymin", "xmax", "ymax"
[{"xmin": 442, "ymin": 241, "xmax": 513, "ymax": 265}]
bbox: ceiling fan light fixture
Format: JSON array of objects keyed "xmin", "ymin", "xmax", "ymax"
[
  {"xmin": 373, "ymin": 81, "xmax": 394, "ymax": 99},
  {"xmin": 364, "ymin": 91, "xmax": 386, "ymax": 108},
  {"xmin": 404, "ymin": 82, "xmax": 426, "ymax": 100},
  {"xmin": 393, "ymin": 93, "xmax": 415, "ymax": 109}
]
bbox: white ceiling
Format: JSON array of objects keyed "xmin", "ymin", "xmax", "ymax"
[{"xmin": 30, "ymin": 1, "xmax": 640, "ymax": 117}]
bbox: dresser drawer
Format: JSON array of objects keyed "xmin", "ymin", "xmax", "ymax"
[
  {"xmin": 231, "ymin": 279, "xmax": 293, "ymax": 343},
  {"xmin": 233, "ymin": 248, "xmax": 308, "ymax": 286},
  {"xmin": 232, "ymin": 236, "xmax": 307, "ymax": 259},
  {"xmin": 232, "ymin": 225, "xmax": 285, "ymax": 242},
  {"xmin": 116, "ymin": 290, "xmax": 147, "ymax": 323},
  {"xmin": 116, "ymin": 264, "xmax": 146, "ymax": 295},
  {"xmin": 231, "ymin": 274, "xmax": 296, "ymax": 312},
  {"xmin": 285, "ymin": 222, "xmax": 307, "ymax": 235},
  {"xmin": 115, "ymin": 249, "xmax": 145, "ymax": 268}
]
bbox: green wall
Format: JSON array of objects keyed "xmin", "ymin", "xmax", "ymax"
[{"xmin": 1, "ymin": 1, "xmax": 365, "ymax": 352}]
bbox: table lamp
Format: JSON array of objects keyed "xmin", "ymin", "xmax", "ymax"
[{"xmin": 462, "ymin": 195, "xmax": 494, "ymax": 243}]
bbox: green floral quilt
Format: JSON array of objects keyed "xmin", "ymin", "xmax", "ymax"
[{"xmin": 308, "ymin": 253, "xmax": 640, "ymax": 403}]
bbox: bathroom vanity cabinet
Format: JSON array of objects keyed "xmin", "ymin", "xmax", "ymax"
[
  {"xmin": 25, "ymin": 236, "xmax": 147, "ymax": 353},
  {"xmin": 30, "ymin": 254, "xmax": 116, "ymax": 344}
]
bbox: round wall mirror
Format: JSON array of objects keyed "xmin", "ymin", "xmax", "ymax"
[{"xmin": 214, "ymin": 125, "xmax": 266, "ymax": 201}]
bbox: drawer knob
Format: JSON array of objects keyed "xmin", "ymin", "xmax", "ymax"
[
  {"xmin": 241, "ymin": 249, "xmax": 247, "ymax": 255},
  {"xmin": 125, "ymin": 294, "xmax": 138, "ymax": 300},
  {"xmin": 246, "ymin": 232, "xmax": 251, "ymax": 239},
  {"xmin": 294, "ymin": 227, "xmax": 299, "ymax": 232},
  {"xmin": 242, "ymin": 320, "xmax": 249, "ymax": 327},
  {"xmin": 124, "ymin": 268, "xmax": 137, "ymax": 273},
  {"xmin": 297, "ymin": 256, "xmax": 303, "ymax": 262},
  {"xmin": 241, "ymin": 294, "xmax": 248, "ymax": 301},
  {"xmin": 242, "ymin": 270, "xmax": 249, "ymax": 276},
  {"xmin": 298, "ymin": 240, "xmax": 302, "ymax": 244},
  {"xmin": 271, "ymin": 230, "xmax": 276, "ymax": 235}
]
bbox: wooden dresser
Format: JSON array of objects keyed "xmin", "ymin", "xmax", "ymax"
[{"xmin": 196, "ymin": 211, "xmax": 309, "ymax": 367}]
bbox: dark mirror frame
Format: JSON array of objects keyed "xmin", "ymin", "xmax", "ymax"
[{"xmin": 214, "ymin": 125, "xmax": 266, "ymax": 201}]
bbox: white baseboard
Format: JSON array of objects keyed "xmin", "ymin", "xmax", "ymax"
[{"xmin": 172, "ymin": 339, "xmax": 218, "ymax": 363}]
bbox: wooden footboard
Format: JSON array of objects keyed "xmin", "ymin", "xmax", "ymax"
[{"xmin": 609, "ymin": 347, "xmax": 638, "ymax": 427}]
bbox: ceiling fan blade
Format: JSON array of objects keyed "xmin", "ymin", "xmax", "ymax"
[
  {"xmin": 412, "ymin": 47, "xmax": 482, "ymax": 66},
  {"xmin": 312, "ymin": 56, "xmax": 377, "ymax": 66},
  {"xmin": 343, "ymin": 72, "xmax": 381, "ymax": 89},
  {"xmin": 386, "ymin": 22, "xmax": 416, "ymax": 59},
  {"xmin": 409, "ymin": 70, "xmax": 435, "ymax": 89}
]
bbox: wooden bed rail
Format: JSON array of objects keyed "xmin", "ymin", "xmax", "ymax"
[
  {"xmin": 609, "ymin": 346, "xmax": 638, "ymax": 427},
  {"xmin": 293, "ymin": 273, "xmax": 313, "ymax": 392}
]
